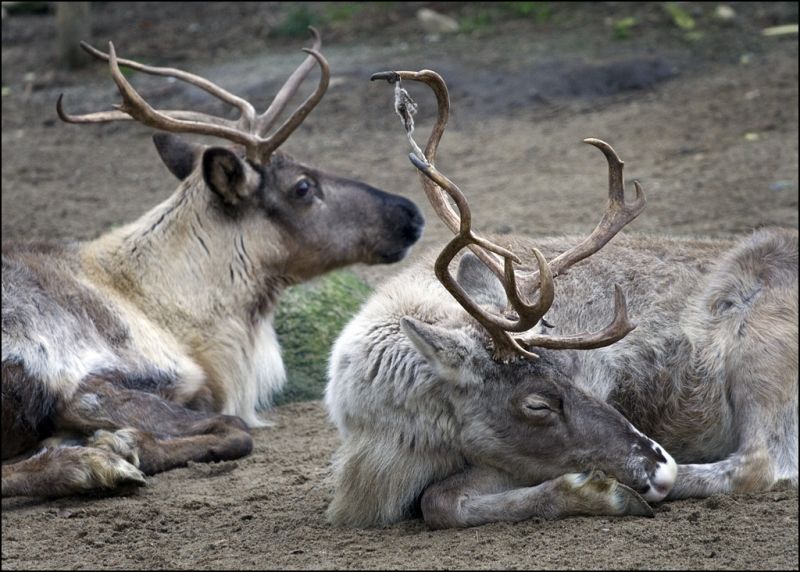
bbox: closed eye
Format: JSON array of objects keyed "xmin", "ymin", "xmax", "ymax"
[{"xmin": 525, "ymin": 402, "xmax": 550, "ymax": 411}]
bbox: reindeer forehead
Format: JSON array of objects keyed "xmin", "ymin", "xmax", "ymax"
[
  {"xmin": 495, "ymin": 353, "xmax": 568, "ymax": 386},
  {"xmin": 263, "ymin": 150, "xmax": 291, "ymax": 168}
]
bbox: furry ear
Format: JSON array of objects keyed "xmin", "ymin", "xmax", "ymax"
[
  {"xmin": 153, "ymin": 133, "xmax": 201, "ymax": 180},
  {"xmin": 456, "ymin": 253, "xmax": 508, "ymax": 310},
  {"xmin": 400, "ymin": 316, "xmax": 479, "ymax": 382},
  {"xmin": 202, "ymin": 147, "xmax": 257, "ymax": 206}
]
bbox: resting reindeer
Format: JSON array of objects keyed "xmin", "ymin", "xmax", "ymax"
[
  {"xmin": 324, "ymin": 70, "xmax": 798, "ymax": 528},
  {"xmin": 1, "ymin": 30, "xmax": 425, "ymax": 498}
]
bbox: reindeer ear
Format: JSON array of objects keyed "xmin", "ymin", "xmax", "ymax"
[
  {"xmin": 202, "ymin": 147, "xmax": 258, "ymax": 206},
  {"xmin": 400, "ymin": 316, "xmax": 478, "ymax": 382},
  {"xmin": 153, "ymin": 133, "xmax": 201, "ymax": 180},
  {"xmin": 456, "ymin": 253, "xmax": 508, "ymax": 311}
]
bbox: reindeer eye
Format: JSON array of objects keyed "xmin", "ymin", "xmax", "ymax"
[
  {"xmin": 525, "ymin": 402, "xmax": 550, "ymax": 411},
  {"xmin": 294, "ymin": 178, "xmax": 314, "ymax": 200}
]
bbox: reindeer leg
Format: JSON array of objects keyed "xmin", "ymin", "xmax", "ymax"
[
  {"xmin": 125, "ymin": 416, "xmax": 253, "ymax": 475},
  {"xmin": 2, "ymin": 363, "xmax": 144, "ymax": 498},
  {"xmin": 670, "ymin": 231, "xmax": 799, "ymax": 499},
  {"xmin": 53, "ymin": 376, "xmax": 253, "ymax": 477},
  {"xmin": 2, "ymin": 373, "xmax": 253, "ymax": 497},
  {"xmin": 420, "ymin": 466, "xmax": 653, "ymax": 529},
  {"xmin": 1, "ymin": 445, "xmax": 145, "ymax": 498},
  {"xmin": 668, "ymin": 400, "xmax": 796, "ymax": 499}
]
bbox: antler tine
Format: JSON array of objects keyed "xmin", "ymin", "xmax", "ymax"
[
  {"xmin": 544, "ymin": 138, "xmax": 646, "ymax": 279},
  {"xmin": 516, "ymin": 284, "xmax": 636, "ymax": 350},
  {"xmin": 78, "ymin": 41, "xmax": 256, "ymax": 129},
  {"xmin": 56, "ymin": 95, "xmax": 239, "ymax": 127},
  {"xmin": 255, "ymin": 47, "xmax": 330, "ymax": 161},
  {"xmin": 257, "ymin": 27, "xmax": 323, "ymax": 134},
  {"xmin": 497, "ymin": 138, "xmax": 644, "ymax": 353}
]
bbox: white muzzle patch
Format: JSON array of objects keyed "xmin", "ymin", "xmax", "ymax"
[{"xmin": 643, "ymin": 441, "xmax": 677, "ymax": 502}]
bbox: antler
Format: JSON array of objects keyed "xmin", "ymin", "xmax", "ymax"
[
  {"xmin": 57, "ymin": 27, "xmax": 330, "ymax": 163},
  {"xmin": 372, "ymin": 70, "xmax": 644, "ymax": 362}
]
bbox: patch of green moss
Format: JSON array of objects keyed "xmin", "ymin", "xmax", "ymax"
[{"xmin": 273, "ymin": 271, "xmax": 372, "ymax": 405}]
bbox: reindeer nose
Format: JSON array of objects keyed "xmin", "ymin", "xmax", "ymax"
[
  {"xmin": 392, "ymin": 196, "xmax": 425, "ymax": 244},
  {"xmin": 404, "ymin": 203, "xmax": 425, "ymax": 242},
  {"xmin": 641, "ymin": 442, "xmax": 677, "ymax": 502}
]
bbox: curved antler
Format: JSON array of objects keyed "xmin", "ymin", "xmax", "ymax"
[
  {"xmin": 256, "ymin": 27, "xmax": 323, "ymax": 133},
  {"xmin": 57, "ymin": 28, "xmax": 330, "ymax": 163},
  {"xmin": 372, "ymin": 70, "xmax": 645, "ymax": 361},
  {"xmin": 255, "ymin": 47, "xmax": 330, "ymax": 159},
  {"xmin": 370, "ymin": 70, "xmax": 509, "ymax": 280}
]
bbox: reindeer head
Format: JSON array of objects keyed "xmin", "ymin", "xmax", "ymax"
[
  {"xmin": 57, "ymin": 29, "xmax": 424, "ymax": 286},
  {"xmin": 375, "ymin": 69, "xmax": 676, "ymax": 502},
  {"xmin": 401, "ymin": 253, "xmax": 676, "ymax": 502}
]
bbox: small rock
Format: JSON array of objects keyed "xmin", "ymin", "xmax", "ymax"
[
  {"xmin": 416, "ymin": 8, "xmax": 459, "ymax": 34},
  {"xmin": 762, "ymin": 24, "xmax": 799, "ymax": 37},
  {"xmin": 769, "ymin": 181, "xmax": 793, "ymax": 192},
  {"xmin": 714, "ymin": 5, "xmax": 736, "ymax": 22}
]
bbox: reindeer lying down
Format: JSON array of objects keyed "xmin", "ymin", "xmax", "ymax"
[
  {"xmin": 1, "ymin": 30, "xmax": 425, "ymax": 498},
  {"xmin": 324, "ymin": 70, "xmax": 798, "ymax": 528}
]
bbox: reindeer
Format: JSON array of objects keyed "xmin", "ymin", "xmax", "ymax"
[
  {"xmin": 324, "ymin": 70, "xmax": 798, "ymax": 529},
  {"xmin": 1, "ymin": 30, "xmax": 425, "ymax": 498}
]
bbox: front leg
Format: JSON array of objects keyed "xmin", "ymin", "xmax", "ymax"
[
  {"xmin": 668, "ymin": 446, "xmax": 780, "ymax": 499},
  {"xmin": 55, "ymin": 377, "xmax": 254, "ymax": 477},
  {"xmin": 420, "ymin": 466, "xmax": 653, "ymax": 529},
  {"xmin": 667, "ymin": 402, "xmax": 797, "ymax": 499},
  {"xmin": 2, "ymin": 445, "xmax": 146, "ymax": 498}
]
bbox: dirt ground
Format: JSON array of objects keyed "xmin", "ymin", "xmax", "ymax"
[{"xmin": 2, "ymin": 2, "xmax": 798, "ymax": 570}]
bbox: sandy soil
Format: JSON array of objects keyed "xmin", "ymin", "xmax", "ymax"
[{"xmin": 2, "ymin": 3, "xmax": 798, "ymax": 570}]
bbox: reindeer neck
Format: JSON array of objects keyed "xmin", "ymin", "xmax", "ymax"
[{"xmin": 81, "ymin": 176, "xmax": 288, "ymax": 330}]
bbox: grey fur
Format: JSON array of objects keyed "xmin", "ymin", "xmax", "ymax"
[{"xmin": 325, "ymin": 228, "xmax": 798, "ymax": 528}]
